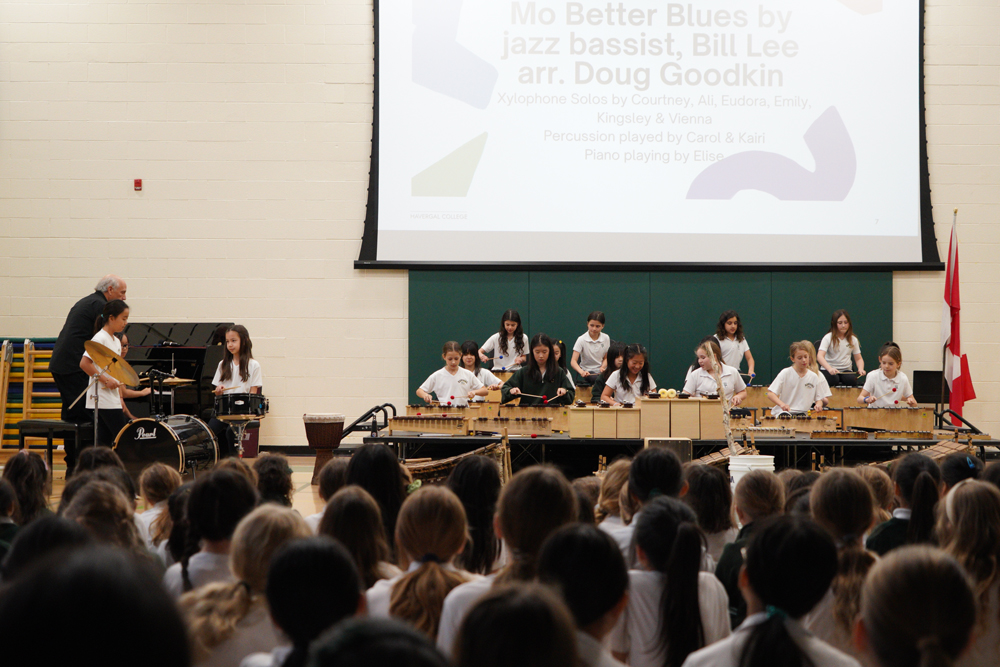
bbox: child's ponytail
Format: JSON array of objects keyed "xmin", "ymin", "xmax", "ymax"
[
  {"xmin": 892, "ymin": 454, "xmax": 942, "ymax": 546},
  {"xmin": 908, "ymin": 471, "xmax": 940, "ymax": 545},
  {"xmin": 738, "ymin": 515, "xmax": 838, "ymax": 667},
  {"xmin": 634, "ymin": 496, "xmax": 705, "ymax": 667}
]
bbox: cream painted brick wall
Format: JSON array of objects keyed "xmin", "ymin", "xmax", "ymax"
[
  {"xmin": 0, "ymin": 0, "xmax": 998, "ymax": 446},
  {"xmin": 897, "ymin": 0, "xmax": 1000, "ymax": 437}
]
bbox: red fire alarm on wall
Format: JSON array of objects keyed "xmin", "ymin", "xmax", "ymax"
[{"xmin": 134, "ymin": 179, "xmax": 142, "ymax": 191}]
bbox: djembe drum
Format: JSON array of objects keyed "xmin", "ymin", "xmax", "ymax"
[{"xmin": 303, "ymin": 413, "xmax": 345, "ymax": 484}]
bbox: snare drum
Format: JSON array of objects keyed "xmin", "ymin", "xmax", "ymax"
[
  {"xmin": 114, "ymin": 415, "xmax": 218, "ymax": 478},
  {"xmin": 215, "ymin": 393, "xmax": 269, "ymax": 421}
]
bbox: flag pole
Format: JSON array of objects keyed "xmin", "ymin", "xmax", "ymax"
[{"xmin": 939, "ymin": 207, "xmax": 957, "ymax": 422}]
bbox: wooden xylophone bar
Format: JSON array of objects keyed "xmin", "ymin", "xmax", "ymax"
[{"xmin": 388, "ymin": 416, "xmax": 470, "ymax": 436}]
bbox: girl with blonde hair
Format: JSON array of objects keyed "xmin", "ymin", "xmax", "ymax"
[
  {"xmin": 178, "ymin": 504, "xmax": 311, "ymax": 667},
  {"xmin": 367, "ymin": 486, "xmax": 477, "ymax": 638}
]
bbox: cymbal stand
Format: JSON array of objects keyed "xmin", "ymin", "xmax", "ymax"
[{"xmin": 68, "ymin": 358, "xmax": 119, "ymax": 446}]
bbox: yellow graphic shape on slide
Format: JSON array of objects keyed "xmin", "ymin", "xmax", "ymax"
[{"xmin": 412, "ymin": 133, "xmax": 488, "ymax": 197}]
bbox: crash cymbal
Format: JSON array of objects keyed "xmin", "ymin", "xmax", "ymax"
[
  {"xmin": 138, "ymin": 376, "xmax": 195, "ymax": 386},
  {"xmin": 84, "ymin": 340, "xmax": 140, "ymax": 386}
]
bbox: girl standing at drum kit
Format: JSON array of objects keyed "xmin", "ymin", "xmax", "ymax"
[
  {"xmin": 80, "ymin": 299, "xmax": 134, "ymax": 446},
  {"xmin": 209, "ymin": 325, "xmax": 263, "ymax": 458}
]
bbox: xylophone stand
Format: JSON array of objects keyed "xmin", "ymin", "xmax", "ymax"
[{"xmin": 934, "ymin": 408, "xmax": 982, "ymax": 434}]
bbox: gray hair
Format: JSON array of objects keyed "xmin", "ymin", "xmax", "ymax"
[{"xmin": 94, "ymin": 275, "xmax": 121, "ymax": 294}]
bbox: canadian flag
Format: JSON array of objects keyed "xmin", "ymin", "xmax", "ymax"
[{"xmin": 942, "ymin": 211, "xmax": 976, "ymax": 422}]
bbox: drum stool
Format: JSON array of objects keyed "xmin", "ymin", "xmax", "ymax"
[{"xmin": 303, "ymin": 414, "xmax": 345, "ymax": 484}]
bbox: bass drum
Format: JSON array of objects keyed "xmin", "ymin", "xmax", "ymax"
[{"xmin": 114, "ymin": 415, "xmax": 218, "ymax": 479}]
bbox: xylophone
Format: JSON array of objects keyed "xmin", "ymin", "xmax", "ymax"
[
  {"xmin": 810, "ymin": 430, "xmax": 869, "ymax": 440},
  {"xmin": 873, "ymin": 430, "xmax": 934, "ymax": 440},
  {"xmin": 761, "ymin": 415, "xmax": 839, "ymax": 433},
  {"xmin": 694, "ymin": 445, "xmax": 751, "ymax": 468},
  {"xmin": 842, "ymin": 407, "xmax": 934, "ymax": 432},
  {"xmin": 732, "ymin": 426, "xmax": 796, "ymax": 439},
  {"xmin": 405, "ymin": 404, "xmax": 480, "ymax": 417},
  {"xmin": 388, "ymin": 416, "xmax": 469, "ymax": 436},
  {"xmin": 499, "ymin": 405, "xmax": 571, "ymax": 432},
  {"xmin": 472, "ymin": 417, "xmax": 553, "ymax": 436},
  {"xmin": 404, "ymin": 441, "xmax": 511, "ymax": 486}
]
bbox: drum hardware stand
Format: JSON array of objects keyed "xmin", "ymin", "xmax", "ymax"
[
  {"xmin": 147, "ymin": 369, "xmax": 176, "ymax": 419},
  {"xmin": 68, "ymin": 359, "xmax": 119, "ymax": 447}
]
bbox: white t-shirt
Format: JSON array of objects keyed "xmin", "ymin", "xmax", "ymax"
[
  {"xmin": 212, "ymin": 358, "xmax": 263, "ymax": 393},
  {"xmin": 598, "ymin": 514, "xmax": 626, "ymax": 536},
  {"xmin": 472, "ymin": 368, "xmax": 502, "ymax": 402},
  {"xmin": 419, "ymin": 367, "xmax": 484, "ymax": 407},
  {"xmin": 861, "ymin": 369, "xmax": 913, "ymax": 407},
  {"xmin": 137, "ymin": 502, "xmax": 166, "ymax": 549},
  {"xmin": 240, "ymin": 647, "xmax": 292, "ymax": 667},
  {"xmin": 609, "ymin": 570, "xmax": 731, "ymax": 667},
  {"xmin": 573, "ymin": 332, "xmax": 611, "ymax": 373},
  {"xmin": 366, "ymin": 562, "xmax": 480, "ymax": 623},
  {"xmin": 437, "ymin": 574, "xmax": 496, "ymax": 657},
  {"xmin": 305, "ymin": 509, "xmax": 325, "ymax": 534},
  {"xmin": 163, "ymin": 551, "xmax": 234, "ymax": 598},
  {"xmin": 683, "ymin": 365, "xmax": 747, "ymax": 401},
  {"xmin": 681, "ymin": 613, "xmax": 862, "ymax": 667},
  {"xmin": 819, "ymin": 334, "xmax": 860, "ymax": 372},
  {"xmin": 578, "ymin": 630, "xmax": 626, "ymax": 667},
  {"xmin": 714, "ymin": 335, "xmax": 751, "ymax": 371},
  {"xmin": 481, "ymin": 333, "xmax": 530, "ymax": 370},
  {"xmin": 816, "ymin": 370, "xmax": 833, "ymax": 400},
  {"xmin": 704, "ymin": 527, "xmax": 738, "ymax": 564},
  {"xmin": 83, "ymin": 329, "xmax": 124, "ymax": 410},
  {"xmin": 769, "ymin": 367, "xmax": 825, "ymax": 413},
  {"xmin": 606, "ymin": 371, "xmax": 656, "ymax": 404},
  {"xmin": 803, "ymin": 588, "xmax": 858, "ymax": 659}
]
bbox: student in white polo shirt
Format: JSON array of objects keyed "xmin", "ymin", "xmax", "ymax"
[
  {"xmin": 417, "ymin": 341, "xmax": 487, "ymax": 407},
  {"xmin": 767, "ymin": 342, "xmax": 826, "ymax": 415},
  {"xmin": 682, "ymin": 338, "xmax": 747, "ymax": 406},
  {"xmin": 571, "ymin": 311, "xmax": 610, "ymax": 387}
]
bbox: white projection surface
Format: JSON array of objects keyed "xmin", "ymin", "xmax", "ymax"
[{"xmin": 374, "ymin": 0, "xmax": 923, "ymax": 264}]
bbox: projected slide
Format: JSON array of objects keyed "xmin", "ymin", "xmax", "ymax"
[{"xmin": 374, "ymin": 0, "xmax": 923, "ymax": 264}]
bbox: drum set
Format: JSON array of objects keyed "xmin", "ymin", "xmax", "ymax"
[{"xmin": 73, "ymin": 340, "xmax": 270, "ymax": 479}]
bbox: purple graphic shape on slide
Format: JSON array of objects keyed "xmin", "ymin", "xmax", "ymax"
[
  {"xmin": 687, "ymin": 106, "xmax": 857, "ymax": 201},
  {"xmin": 413, "ymin": 0, "xmax": 498, "ymax": 109}
]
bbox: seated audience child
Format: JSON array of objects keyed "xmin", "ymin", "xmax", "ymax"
[
  {"xmin": 855, "ymin": 465, "xmax": 895, "ymax": 523},
  {"xmin": 367, "ymin": 486, "xmax": 477, "ymax": 638},
  {"xmin": 0, "ymin": 515, "xmax": 92, "ymax": 582},
  {"xmin": 447, "ymin": 455, "xmax": 503, "ymax": 575},
  {"xmin": 573, "ymin": 476, "xmax": 601, "ymax": 525},
  {"xmin": 318, "ymin": 485, "xmax": 402, "ymax": 589},
  {"xmin": 241, "ymin": 537, "xmax": 366, "ymax": 667},
  {"xmin": 606, "ymin": 447, "xmax": 686, "ymax": 566},
  {"xmin": 437, "ymin": 465, "xmax": 577, "ymax": 657},
  {"xmin": 138, "ymin": 462, "xmax": 183, "ymax": 550},
  {"xmin": 0, "ymin": 478, "xmax": 19, "ymax": 560},
  {"xmin": 682, "ymin": 515, "xmax": 857, "ymax": 667},
  {"xmin": 683, "ymin": 463, "xmax": 738, "ymax": 563},
  {"xmin": 305, "ymin": 457, "xmax": 349, "ymax": 532},
  {"xmin": 866, "ymin": 453, "xmax": 941, "ymax": 556},
  {"xmin": 715, "ymin": 469, "xmax": 785, "ymax": 628},
  {"xmin": 610, "ymin": 497, "xmax": 730, "ymax": 667},
  {"xmin": 61, "ymin": 479, "xmax": 146, "ymax": 558},
  {"xmin": 163, "ymin": 469, "xmax": 259, "ymax": 597},
  {"xmin": 940, "ymin": 452, "xmax": 983, "ymax": 493},
  {"xmin": 345, "ymin": 444, "xmax": 408, "ymax": 555},
  {"xmin": 74, "ymin": 445, "xmax": 126, "ymax": 473},
  {"xmin": 309, "ymin": 617, "xmax": 449, "ymax": 667},
  {"xmin": 179, "ymin": 505, "xmax": 311, "ymax": 667},
  {"xmin": 253, "ymin": 453, "xmax": 294, "ymax": 507},
  {"xmin": 2, "ymin": 450, "xmax": 51, "ymax": 526},
  {"xmin": 596, "ymin": 458, "xmax": 632, "ymax": 534},
  {"xmin": 538, "ymin": 524, "xmax": 629, "ymax": 667},
  {"xmin": 0, "ymin": 546, "xmax": 191, "ymax": 667},
  {"xmin": 158, "ymin": 483, "xmax": 192, "ymax": 567},
  {"xmin": 805, "ymin": 469, "xmax": 879, "ymax": 657},
  {"xmin": 856, "ymin": 547, "xmax": 975, "ymax": 667},
  {"xmin": 936, "ymin": 480, "xmax": 1000, "ymax": 667},
  {"xmin": 455, "ymin": 584, "xmax": 579, "ymax": 667}
]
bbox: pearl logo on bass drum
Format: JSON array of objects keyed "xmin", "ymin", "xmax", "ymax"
[{"xmin": 134, "ymin": 427, "xmax": 158, "ymax": 441}]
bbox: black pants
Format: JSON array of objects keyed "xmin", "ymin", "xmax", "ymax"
[
  {"xmin": 208, "ymin": 418, "xmax": 237, "ymax": 459},
  {"xmin": 52, "ymin": 370, "xmax": 95, "ymax": 471},
  {"xmin": 821, "ymin": 369, "xmax": 859, "ymax": 387},
  {"xmin": 92, "ymin": 408, "xmax": 129, "ymax": 447}
]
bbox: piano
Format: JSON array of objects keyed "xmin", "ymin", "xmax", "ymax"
[{"xmin": 123, "ymin": 322, "xmax": 234, "ymax": 420}]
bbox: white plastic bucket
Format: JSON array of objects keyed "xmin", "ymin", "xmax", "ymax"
[{"xmin": 729, "ymin": 455, "xmax": 776, "ymax": 493}]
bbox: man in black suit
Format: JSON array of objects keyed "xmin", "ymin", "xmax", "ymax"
[{"xmin": 50, "ymin": 275, "xmax": 127, "ymax": 471}]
